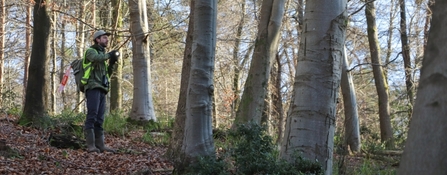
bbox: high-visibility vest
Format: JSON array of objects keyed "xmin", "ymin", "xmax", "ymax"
[{"xmin": 81, "ymin": 48, "xmax": 109, "ymax": 85}]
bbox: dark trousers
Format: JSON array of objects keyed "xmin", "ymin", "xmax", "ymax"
[{"xmin": 84, "ymin": 88, "xmax": 106, "ymax": 130}]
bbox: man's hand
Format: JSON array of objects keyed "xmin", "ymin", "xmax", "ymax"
[{"xmin": 108, "ymin": 50, "xmax": 120, "ymax": 65}]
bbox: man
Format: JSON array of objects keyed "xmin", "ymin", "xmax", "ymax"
[{"xmin": 83, "ymin": 30, "xmax": 119, "ymax": 153}]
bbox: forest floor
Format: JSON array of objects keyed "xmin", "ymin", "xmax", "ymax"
[
  {"xmin": 0, "ymin": 115, "xmax": 173, "ymax": 175},
  {"xmin": 0, "ymin": 114, "xmax": 400, "ymax": 175}
]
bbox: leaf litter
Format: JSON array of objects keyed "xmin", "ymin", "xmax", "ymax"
[{"xmin": 0, "ymin": 115, "xmax": 173, "ymax": 175}]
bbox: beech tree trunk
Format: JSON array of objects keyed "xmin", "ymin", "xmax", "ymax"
[
  {"xmin": 280, "ymin": 1, "xmax": 347, "ymax": 174},
  {"xmin": 21, "ymin": 0, "xmax": 51, "ymax": 126},
  {"xmin": 341, "ymin": 46, "xmax": 360, "ymax": 153},
  {"xmin": 398, "ymin": 2, "xmax": 447, "ymax": 174},
  {"xmin": 168, "ymin": 0, "xmax": 194, "ymax": 170},
  {"xmin": 234, "ymin": 0, "xmax": 286, "ymax": 126},
  {"xmin": 182, "ymin": 0, "xmax": 217, "ymax": 163},
  {"xmin": 129, "ymin": 0, "xmax": 156, "ymax": 121},
  {"xmin": 365, "ymin": 1, "xmax": 394, "ymax": 148}
]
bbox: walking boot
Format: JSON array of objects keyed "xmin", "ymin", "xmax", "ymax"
[
  {"xmin": 84, "ymin": 129, "xmax": 100, "ymax": 153},
  {"xmin": 94, "ymin": 129, "xmax": 116, "ymax": 153}
]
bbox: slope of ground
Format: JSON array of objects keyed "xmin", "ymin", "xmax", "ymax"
[{"xmin": 0, "ymin": 116, "xmax": 173, "ymax": 175}]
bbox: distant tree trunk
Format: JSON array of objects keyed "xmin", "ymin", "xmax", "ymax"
[
  {"xmin": 233, "ymin": 44, "xmax": 252, "ymax": 119},
  {"xmin": 341, "ymin": 46, "xmax": 360, "ymax": 153},
  {"xmin": 110, "ymin": 0, "xmax": 123, "ymax": 111},
  {"xmin": 92, "ymin": 0, "xmax": 96, "ymax": 27},
  {"xmin": 59, "ymin": 0, "xmax": 67, "ymax": 108},
  {"xmin": 24, "ymin": 3, "xmax": 32, "ymax": 104},
  {"xmin": 51, "ymin": 10, "xmax": 57, "ymax": 114},
  {"xmin": 129, "ymin": 0, "xmax": 156, "ymax": 121},
  {"xmin": 0, "ymin": 0, "xmax": 4, "ymax": 106},
  {"xmin": 384, "ymin": 0, "xmax": 395, "ymax": 80},
  {"xmin": 280, "ymin": 1, "xmax": 347, "ymax": 174},
  {"xmin": 99, "ymin": 0, "xmax": 109, "ymax": 27},
  {"xmin": 399, "ymin": 0, "xmax": 414, "ymax": 109},
  {"xmin": 272, "ymin": 54, "xmax": 283, "ymax": 144},
  {"xmin": 76, "ymin": 0, "xmax": 86, "ymax": 113},
  {"xmin": 294, "ymin": 0, "xmax": 304, "ymax": 68},
  {"xmin": 168, "ymin": 0, "xmax": 194, "ymax": 170},
  {"xmin": 365, "ymin": 1, "xmax": 394, "ymax": 148},
  {"xmin": 231, "ymin": 0, "xmax": 246, "ymax": 119},
  {"xmin": 21, "ymin": 0, "xmax": 51, "ymax": 126},
  {"xmin": 398, "ymin": 2, "xmax": 447, "ymax": 174},
  {"xmin": 234, "ymin": 0, "xmax": 286, "ymax": 126},
  {"xmin": 181, "ymin": 0, "xmax": 217, "ymax": 165},
  {"xmin": 422, "ymin": 0, "xmax": 432, "ymax": 52}
]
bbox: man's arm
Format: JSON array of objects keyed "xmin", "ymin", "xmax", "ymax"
[{"xmin": 85, "ymin": 48, "xmax": 110, "ymax": 63}]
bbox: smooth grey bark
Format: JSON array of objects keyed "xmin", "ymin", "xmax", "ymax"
[
  {"xmin": 280, "ymin": 1, "xmax": 347, "ymax": 174},
  {"xmin": 365, "ymin": 1, "xmax": 394, "ymax": 148},
  {"xmin": 398, "ymin": 2, "xmax": 447, "ymax": 174},
  {"xmin": 341, "ymin": 46, "xmax": 360, "ymax": 153},
  {"xmin": 168, "ymin": 0, "xmax": 194, "ymax": 170},
  {"xmin": 182, "ymin": 0, "xmax": 217, "ymax": 160},
  {"xmin": 234, "ymin": 0, "xmax": 286, "ymax": 126},
  {"xmin": 129, "ymin": 0, "xmax": 156, "ymax": 121}
]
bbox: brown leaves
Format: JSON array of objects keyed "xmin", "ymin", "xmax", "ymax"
[{"xmin": 0, "ymin": 117, "xmax": 173, "ymax": 174}]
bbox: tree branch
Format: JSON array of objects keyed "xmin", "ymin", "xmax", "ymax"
[
  {"xmin": 349, "ymin": 0, "xmax": 376, "ymax": 17},
  {"xmin": 347, "ymin": 52, "xmax": 402, "ymax": 72},
  {"xmin": 52, "ymin": 9, "xmax": 95, "ymax": 30}
]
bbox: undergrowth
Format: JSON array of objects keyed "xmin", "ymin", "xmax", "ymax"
[{"xmin": 184, "ymin": 122, "xmax": 323, "ymax": 175}]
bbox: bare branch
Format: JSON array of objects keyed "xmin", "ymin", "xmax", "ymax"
[
  {"xmin": 349, "ymin": 0, "xmax": 376, "ymax": 17},
  {"xmin": 347, "ymin": 52, "xmax": 402, "ymax": 72}
]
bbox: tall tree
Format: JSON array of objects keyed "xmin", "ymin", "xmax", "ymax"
[
  {"xmin": 341, "ymin": 46, "xmax": 360, "ymax": 153},
  {"xmin": 59, "ymin": 0, "xmax": 67, "ymax": 108},
  {"xmin": 398, "ymin": 1, "xmax": 447, "ymax": 174},
  {"xmin": 21, "ymin": 0, "xmax": 51, "ymax": 126},
  {"xmin": 128, "ymin": 0, "xmax": 156, "ymax": 121},
  {"xmin": 181, "ymin": 0, "xmax": 217, "ymax": 167},
  {"xmin": 399, "ymin": 0, "xmax": 414, "ymax": 108},
  {"xmin": 50, "ymin": 10, "xmax": 57, "ymax": 114},
  {"xmin": 280, "ymin": 0, "xmax": 347, "ymax": 174},
  {"xmin": 24, "ymin": 2, "xmax": 32, "ymax": 104},
  {"xmin": 168, "ymin": 0, "xmax": 194, "ymax": 170},
  {"xmin": 365, "ymin": 1, "xmax": 394, "ymax": 148},
  {"xmin": 110, "ymin": 0, "xmax": 123, "ymax": 111},
  {"xmin": 0, "ymin": 0, "xmax": 5, "ymax": 106},
  {"xmin": 234, "ymin": 0, "xmax": 286, "ymax": 126},
  {"xmin": 92, "ymin": 0, "xmax": 96, "ymax": 27},
  {"xmin": 76, "ymin": 0, "xmax": 87, "ymax": 113},
  {"xmin": 230, "ymin": 0, "xmax": 246, "ymax": 119},
  {"xmin": 271, "ymin": 53, "xmax": 284, "ymax": 144}
]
